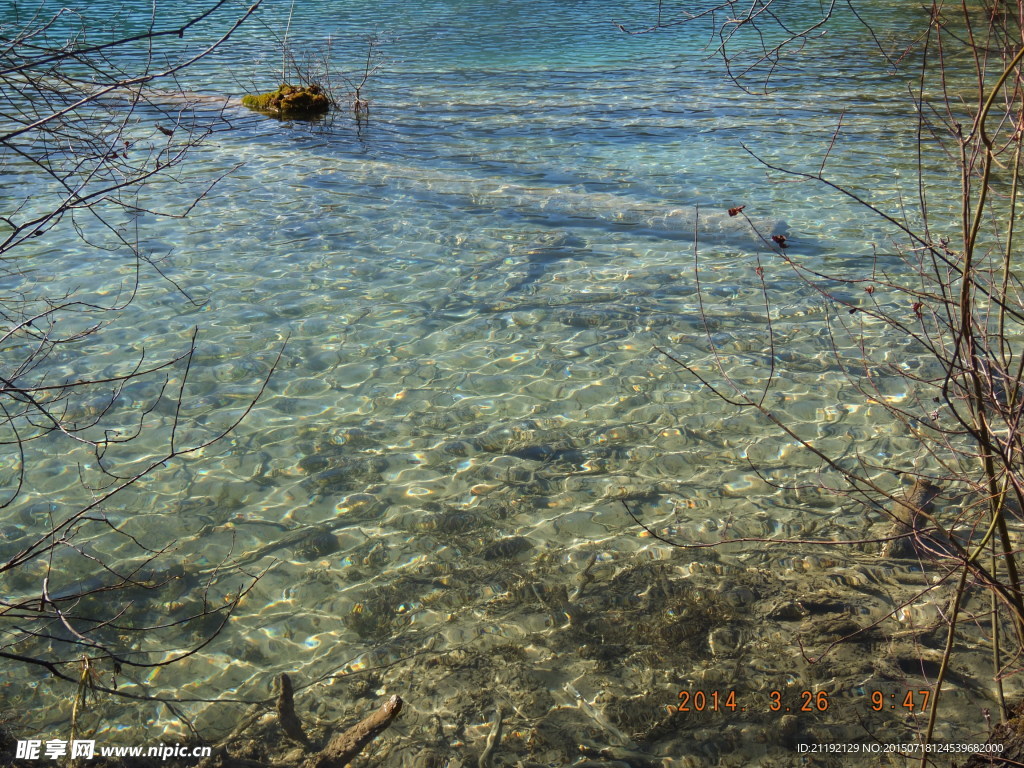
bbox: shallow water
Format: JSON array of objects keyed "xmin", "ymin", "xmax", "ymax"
[{"xmin": 0, "ymin": 1, "xmax": 1013, "ymax": 765}]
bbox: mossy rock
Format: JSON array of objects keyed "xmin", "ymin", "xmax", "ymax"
[{"xmin": 242, "ymin": 83, "xmax": 330, "ymax": 119}]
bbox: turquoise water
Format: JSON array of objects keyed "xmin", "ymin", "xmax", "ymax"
[{"xmin": 0, "ymin": 2, "xmax": 1006, "ymax": 765}]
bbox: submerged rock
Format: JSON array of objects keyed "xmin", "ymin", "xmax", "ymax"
[
  {"xmin": 481, "ymin": 536, "xmax": 534, "ymax": 560},
  {"xmin": 242, "ymin": 83, "xmax": 330, "ymax": 119},
  {"xmin": 294, "ymin": 529, "xmax": 341, "ymax": 560},
  {"xmin": 880, "ymin": 477, "xmax": 946, "ymax": 559}
]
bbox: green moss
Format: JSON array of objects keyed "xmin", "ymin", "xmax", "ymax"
[{"xmin": 241, "ymin": 83, "xmax": 330, "ymax": 119}]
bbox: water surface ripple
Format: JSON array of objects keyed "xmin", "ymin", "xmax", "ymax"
[{"xmin": 1, "ymin": 1, "xmax": 994, "ymax": 764}]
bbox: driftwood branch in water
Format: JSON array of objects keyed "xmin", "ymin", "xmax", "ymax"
[
  {"xmin": 196, "ymin": 687, "xmax": 403, "ymax": 768},
  {"xmin": 304, "ymin": 694, "xmax": 404, "ymax": 768},
  {"xmin": 277, "ymin": 673, "xmax": 310, "ymax": 746}
]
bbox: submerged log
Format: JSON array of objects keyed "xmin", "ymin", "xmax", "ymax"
[
  {"xmin": 196, "ymin": 687, "xmax": 402, "ymax": 768},
  {"xmin": 277, "ymin": 674, "xmax": 310, "ymax": 746},
  {"xmin": 305, "ymin": 695, "xmax": 403, "ymax": 768}
]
